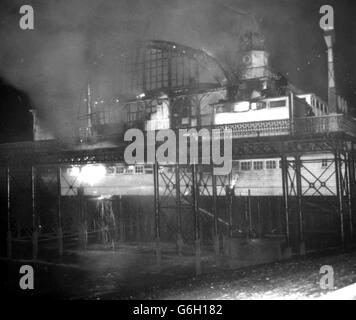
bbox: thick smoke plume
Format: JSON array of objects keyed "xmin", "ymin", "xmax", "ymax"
[
  {"xmin": 0, "ymin": 0, "xmax": 260, "ymax": 137},
  {"xmin": 1, "ymin": 0, "xmax": 353, "ymax": 137}
]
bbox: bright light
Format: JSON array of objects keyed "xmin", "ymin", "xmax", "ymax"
[
  {"xmin": 233, "ymin": 101, "xmax": 250, "ymax": 112},
  {"xmin": 74, "ymin": 164, "xmax": 106, "ymax": 186},
  {"xmin": 68, "ymin": 166, "xmax": 80, "ymax": 177}
]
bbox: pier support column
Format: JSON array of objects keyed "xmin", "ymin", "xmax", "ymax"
[
  {"xmin": 346, "ymin": 148, "xmax": 355, "ymax": 243},
  {"xmin": 344, "ymin": 152, "xmax": 353, "ymax": 245},
  {"xmin": 31, "ymin": 165, "xmax": 38, "ymax": 260},
  {"xmin": 225, "ymin": 174, "xmax": 234, "ymax": 267},
  {"xmin": 78, "ymin": 187, "xmax": 88, "ymax": 249},
  {"xmin": 295, "ymin": 156, "xmax": 305, "ymax": 255},
  {"xmin": 153, "ymin": 162, "xmax": 161, "ymax": 271},
  {"xmin": 6, "ymin": 167, "xmax": 12, "ymax": 259},
  {"xmin": 212, "ymin": 171, "xmax": 220, "ymax": 265},
  {"xmin": 175, "ymin": 164, "xmax": 184, "ymax": 256},
  {"xmin": 192, "ymin": 164, "xmax": 201, "ymax": 276},
  {"xmin": 281, "ymin": 156, "xmax": 292, "ymax": 258},
  {"xmin": 335, "ymin": 152, "xmax": 345, "ymax": 249},
  {"xmin": 57, "ymin": 166, "xmax": 63, "ymax": 257},
  {"xmin": 119, "ymin": 195, "xmax": 125, "ymax": 242},
  {"xmin": 247, "ymin": 189, "xmax": 252, "ymax": 238}
]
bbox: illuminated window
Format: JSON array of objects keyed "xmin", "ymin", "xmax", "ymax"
[
  {"xmin": 253, "ymin": 161, "xmax": 264, "ymax": 170},
  {"xmin": 241, "ymin": 161, "xmax": 252, "ymax": 171},
  {"xmin": 266, "ymin": 160, "xmax": 277, "ymax": 169},
  {"xmin": 126, "ymin": 166, "xmax": 134, "ymax": 174},
  {"xmin": 106, "ymin": 166, "xmax": 116, "ymax": 175}
]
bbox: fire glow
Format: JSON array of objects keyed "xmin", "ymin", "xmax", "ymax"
[{"xmin": 69, "ymin": 164, "xmax": 106, "ymax": 186}]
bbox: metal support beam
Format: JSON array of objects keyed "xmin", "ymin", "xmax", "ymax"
[
  {"xmin": 31, "ymin": 165, "xmax": 38, "ymax": 260},
  {"xmin": 212, "ymin": 170, "xmax": 219, "ymax": 261},
  {"xmin": 57, "ymin": 166, "xmax": 63, "ymax": 256},
  {"xmin": 119, "ymin": 195, "xmax": 125, "ymax": 242},
  {"xmin": 295, "ymin": 155, "xmax": 305, "ymax": 255},
  {"xmin": 6, "ymin": 166, "xmax": 12, "ymax": 259},
  {"xmin": 248, "ymin": 189, "xmax": 252, "ymax": 238},
  {"xmin": 226, "ymin": 174, "xmax": 233, "ymax": 238},
  {"xmin": 335, "ymin": 152, "xmax": 345, "ymax": 249},
  {"xmin": 281, "ymin": 156, "xmax": 291, "ymax": 247},
  {"xmin": 153, "ymin": 162, "xmax": 161, "ymax": 271},
  {"xmin": 348, "ymin": 147, "xmax": 355, "ymax": 242},
  {"xmin": 78, "ymin": 187, "xmax": 87, "ymax": 249},
  {"xmin": 192, "ymin": 163, "xmax": 201, "ymax": 276},
  {"xmin": 345, "ymin": 152, "xmax": 353, "ymax": 243},
  {"xmin": 175, "ymin": 164, "xmax": 183, "ymax": 256}
]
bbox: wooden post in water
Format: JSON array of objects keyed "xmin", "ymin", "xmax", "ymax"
[
  {"xmin": 31, "ymin": 165, "xmax": 38, "ymax": 260},
  {"xmin": 6, "ymin": 166, "xmax": 12, "ymax": 259},
  {"xmin": 57, "ymin": 166, "xmax": 63, "ymax": 256}
]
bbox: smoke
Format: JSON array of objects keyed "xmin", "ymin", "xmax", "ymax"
[
  {"xmin": 1, "ymin": 0, "xmax": 353, "ymax": 136},
  {"xmin": 0, "ymin": 0, "xmax": 262, "ymax": 137}
]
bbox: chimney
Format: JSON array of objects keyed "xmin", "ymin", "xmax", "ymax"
[{"xmin": 323, "ymin": 29, "xmax": 337, "ymax": 113}]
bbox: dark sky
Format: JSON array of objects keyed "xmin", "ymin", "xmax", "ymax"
[{"xmin": 0, "ymin": 0, "xmax": 355, "ymax": 142}]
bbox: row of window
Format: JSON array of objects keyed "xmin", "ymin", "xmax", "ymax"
[
  {"xmin": 238, "ymin": 159, "xmax": 330, "ymax": 171},
  {"xmin": 239, "ymin": 160, "xmax": 278, "ymax": 171},
  {"xmin": 66, "ymin": 165, "xmax": 150, "ymax": 176},
  {"xmin": 67, "ymin": 160, "xmax": 332, "ymax": 176}
]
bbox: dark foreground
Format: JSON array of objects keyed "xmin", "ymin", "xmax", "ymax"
[{"xmin": 1, "ymin": 244, "xmax": 356, "ymax": 300}]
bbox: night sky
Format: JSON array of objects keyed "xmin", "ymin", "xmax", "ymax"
[{"xmin": 0, "ymin": 0, "xmax": 355, "ymax": 142}]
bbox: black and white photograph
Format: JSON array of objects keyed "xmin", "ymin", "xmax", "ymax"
[{"xmin": 0, "ymin": 0, "xmax": 356, "ymax": 307}]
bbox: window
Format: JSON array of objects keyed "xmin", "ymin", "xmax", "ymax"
[
  {"xmin": 126, "ymin": 166, "xmax": 134, "ymax": 174},
  {"xmin": 253, "ymin": 161, "xmax": 264, "ymax": 170},
  {"xmin": 116, "ymin": 166, "xmax": 125, "ymax": 174},
  {"xmin": 321, "ymin": 159, "xmax": 329, "ymax": 168},
  {"xmin": 269, "ymin": 99, "xmax": 286, "ymax": 108},
  {"xmin": 144, "ymin": 165, "xmax": 153, "ymax": 174},
  {"xmin": 266, "ymin": 160, "xmax": 277, "ymax": 170},
  {"xmin": 235, "ymin": 161, "xmax": 240, "ymax": 171},
  {"xmin": 135, "ymin": 165, "xmax": 144, "ymax": 174},
  {"xmin": 106, "ymin": 166, "xmax": 116, "ymax": 175},
  {"xmin": 279, "ymin": 160, "xmax": 282, "ymax": 169},
  {"xmin": 256, "ymin": 101, "xmax": 267, "ymax": 110},
  {"xmin": 241, "ymin": 161, "xmax": 252, "ymax": 171}
]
